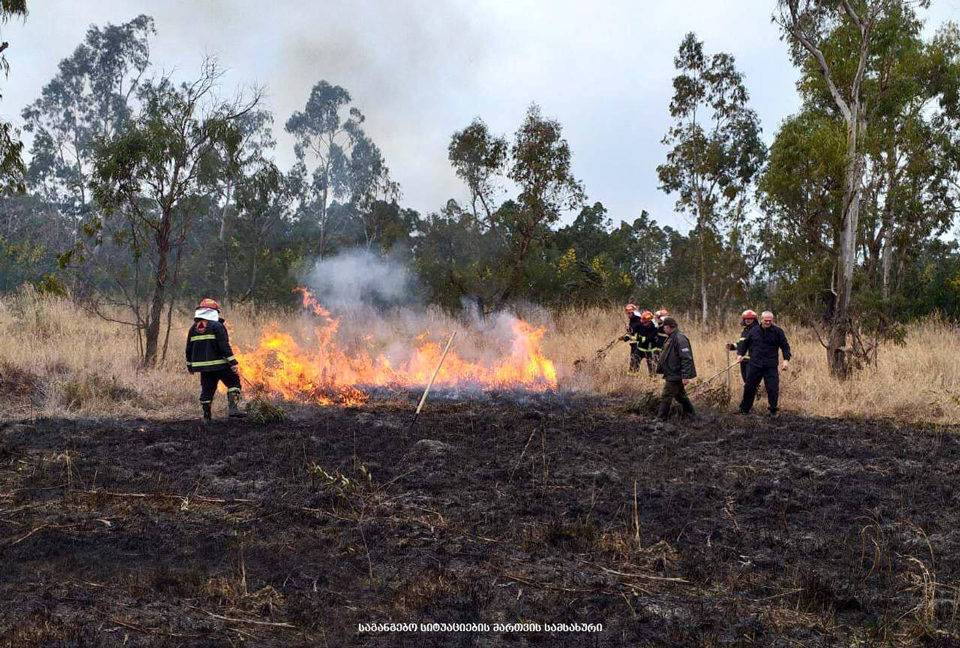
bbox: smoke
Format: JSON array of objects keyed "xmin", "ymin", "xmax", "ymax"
[{"xmin": 304, "ymin": 249, "xmax": 416, "ymax": 310}]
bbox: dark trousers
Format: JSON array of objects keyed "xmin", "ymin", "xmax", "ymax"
[
  {"xmin": 630, "ymin": 346, "xmax": 656, "ymax": 375},
  {"xmin": 740, "ymin": 362, "xmax": 749, "ymax": 383},
  {"xmin": 198, "ymin": 368, "xmax": 241, "ymax": 404},
  {"xmin": 658, "ymin": 380, "xmax": 695, "ymax": 419},
  {"xmin": 740, "ymin": 364, "xmax": 779, "ymax": 413}
]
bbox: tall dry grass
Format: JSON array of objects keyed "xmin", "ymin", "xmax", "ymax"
[{"xmin": 0, "ymin": 288, "xmax": 957, "ymax": 423}]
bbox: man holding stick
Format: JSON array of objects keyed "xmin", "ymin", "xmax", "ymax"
[
  {"xmin": 654, "ymin": 316, "xmax": 697, "ymax": 421},
  {"xmin": 736, "ymin": 311, "xmax": 791, "ymax": 418}
]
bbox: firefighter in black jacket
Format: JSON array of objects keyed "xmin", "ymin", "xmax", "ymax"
[
  {"xmin": 654, "ymin": 309, "xmax": 670, "ymax": 349},
  {"xmin": 623, "ymin": 305, "xmax": 660, "ymax": 375},
  {"xmin": 726, "ymin": 309, "xmax": 758, "ymax": 383},
  {"xmin": 624, "ymin": 309, "xmax": 660, "ymax": 375},
  {"xmin": 185, "ymin": 298, "xmax": 246, "ymax": 421},
  {"xmin": 736, "ymin": 311, "xmax": 791, "ymax": 418},
  {"xmin": 655, "ymin": 316, "xmax": 697, "ymax": 420}
]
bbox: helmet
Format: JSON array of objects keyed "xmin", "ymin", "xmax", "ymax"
[
  {"xmin": 624, "ymin": 303, "xmax": 637, "ymax": 314},
  {"xmin": 198, "ymin": 298, "xmax": 221, "ymax": 311},
  {"xmin": 641, "ymin": 310, "xmax": 654, "ymax": 321},
  {"xmin": 656, "ymin": 309, "xmax": 669, "ymax": 318},
  {"xmin": 741, "ymin": 309, "xmax": 757, "ymax": 322}
]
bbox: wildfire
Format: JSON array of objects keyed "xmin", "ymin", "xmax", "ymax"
[{"xmin": 236, "ymin": 288, "xmax": 558, "ymax": 406}]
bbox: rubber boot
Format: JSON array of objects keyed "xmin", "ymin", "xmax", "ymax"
[
  {"xmin": 679, "ymin": 396, "xmax": 697, "ymax": 420},
  {"xmin": 202, "ymin": 402, "xmax": 212, "ymax": 423},
  {"xmin": 656, "ymin": 398, "xmax": 671, "ymax": 421},
  {"xmin": 228, "ymin": 391, "xmax": 247, "ymax": 418}
]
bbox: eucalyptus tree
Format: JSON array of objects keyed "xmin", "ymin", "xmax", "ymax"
[
  {"xmin": 286, "ymin": 81, "xmax": 395, "ymax": 259},
  {"xmin": 0, "ymin": 0, "xmax": 28, "ymax": 194},
  {"xmin": 88, "ymin": 60, "xmax": 259, "ymax": 366},
  {"xmin": 773, "ymin": 0, "xmax": 937, "ymax": 375},
  {"xmin": 21, "ymin": 15, "xmax": 155, "ymax": 243},
  {"xmin": 657, "ymin": 33, "xmax": 765, "ymax": 327},
  {"xmin": 448, "ymin": 118, "xmax": 509, "ymax": 225}
]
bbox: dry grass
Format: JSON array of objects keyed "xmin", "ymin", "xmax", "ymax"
[{"xmin": 1, "ymin": 288, "xmax": 958, "ymax": 423}]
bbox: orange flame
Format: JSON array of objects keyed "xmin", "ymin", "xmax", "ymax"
[{"xmin": 236, "ymin": 289, "xmax": 558, "ymax": 406}]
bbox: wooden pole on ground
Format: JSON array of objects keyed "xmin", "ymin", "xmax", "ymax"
[{"xmin": 409, "ymin": 330, "xmax": 457, "ymax": 431}]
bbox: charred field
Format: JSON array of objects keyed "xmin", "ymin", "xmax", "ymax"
[{"xmin": 2, "ymin": 399, "xmax": 960, "ymax": 647}]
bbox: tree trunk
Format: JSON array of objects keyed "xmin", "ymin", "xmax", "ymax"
[
  {"xmin": 880, "ymin": 164, "xmax": 897, "ymax": 302},
  {"xmin": 698, "ymin": 223, "xmax": 708, "ymax": 329},
  {"xmin": 220, "ymin": 179, "xmax": 232, "ymax": 303},
  {"xmin": 318, "ymin": 183, "xmax": 329, "ymax": 260},
  {"xmin": 143, "ymin": 210, "xmax": 173, "ymax": 367},
  {"xmin": 827, "ymin": 114, "xmax": 865, "ymax": 378}
]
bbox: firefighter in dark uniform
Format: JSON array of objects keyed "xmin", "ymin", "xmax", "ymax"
[
  {"xmin": 654, "ymin": 309, "xmax": 670, "ymax": 350},
  {"xmin": 655, "ymin": 316, "xmax": 697, "ymax": 420},
  {"xmin": 624, "ymin": 309, "xmax": 660, "ymax": 375},
  {"xmin": 726, "ymin": 309, "xmax": 758, "ymax": 383},
  {"xmin": 622, "ymin": 304, "xmax": 642, "ymax": 373},
  {"xmin": 736, "ymin": 310, "xmax": 791, "ymax": 418},
  {"xmin": 185, "ymin": 298, "xmax": 247, "ymax": 421}
]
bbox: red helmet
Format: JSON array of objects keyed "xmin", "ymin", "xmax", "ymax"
[
  {"xmin": 656, "ymin": 309, "xmax": 669, "ymax": 318},
  {"xmin": 641, "ymin": 310, "xmax": 654, "ymax": 321},
  {"xmin": 624, "ymin": 303, "xmax": 638, "ymax": 314},
  {"xmin": 198, "ymin": 298, "xmax": 221, "ymax": 311},
  {"xmin": 741, "ymin": 309, "xmax": 757, "ymax": 321}
]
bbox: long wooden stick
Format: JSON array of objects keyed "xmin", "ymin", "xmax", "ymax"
[
  {"xmin": 689, "ymin": 360, "xmax": 742, "ymax": 394},
  {"xmin": 409, "ymin": 330, "xmax": 457, "ymax": 430}
]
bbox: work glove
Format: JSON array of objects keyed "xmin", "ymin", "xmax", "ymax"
[
  {"xmin": 621, "ymin": 335, "xmax": 631, "ymax": 342},
  {"xmin": 230, "ymin": 365, "xmax": 240, "ymax": 374},
  {"xmin": 726, "ymin": 343, "xmax": 737, "ymax": 351}
]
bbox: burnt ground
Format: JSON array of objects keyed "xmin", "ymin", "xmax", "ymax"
[{"xmin": 1, "ymin": 400, "xmax": 960, "ymax": 647}]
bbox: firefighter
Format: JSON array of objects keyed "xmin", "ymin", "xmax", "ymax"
[
  {"xmin": 628, "ymin": 310, "xmax": 661, "ymax": 375},
  {"xmin": 185, "ymin": 298, "xmax": 247, "ymax": 421},
  {"xmin": 736, "ymin": 310, "xmax": 791, "ymax": 418},
  {"xmin": 622, "ymin": 304, "xmax": 644, "ymax": 373},
  {"xmin": 726, "ymin": 309, "xmax": 758, "ymax": 383},
  {"xmin": 655, "ymin": 316, "xmax": 697, "ymax": 420},
  {"xmin": 653, "ymin": 309, "xmax": 670, "ymax": 350}
]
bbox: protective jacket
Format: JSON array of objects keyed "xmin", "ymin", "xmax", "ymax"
[
  {"xmin": 737, "ymin": 324, "xmax": 791, "ymax": 368},
  {"xmin": 655, "ymin": 325, "xmax": 668, "ymax": 349},
  {"xmin": 727, "ymin": 321, "xmax": 758, "ymax": 358},
  {"xmin": 630, "ymin": 321, "xmax": 663, "ymax": 353},
  {"xmin": 627, "ymin": 318, "xmax": 660, "ymax": 352},
  {"xmin": 185, "ymin": 318, "xmax": 238, "ymax": 373},
  {"xmin": 656, "ymin": 329, "xmax": 697, "ymax": 381}
]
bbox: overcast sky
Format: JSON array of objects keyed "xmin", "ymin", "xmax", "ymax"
[{"xmin": 2, "ymin": 1, "xmax": 959, "ymax": 231}]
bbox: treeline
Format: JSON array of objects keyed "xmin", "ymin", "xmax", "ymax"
[{"xmin": 1, "ymin": 4, "xmax": 959, "ymax": 370}]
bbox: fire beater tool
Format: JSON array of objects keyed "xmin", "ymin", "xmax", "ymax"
[
  {"xmin": 687, "ymin": 360, "xmax": 742, "ymax": 395},
  {"xmin": 408, "ymin": 330, "xmax": 457, "ymax": 432}
]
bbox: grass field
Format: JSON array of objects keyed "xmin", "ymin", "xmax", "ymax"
[{"xmin": 1, "ymin": 288, "xmax": 957, "ymax": 424}]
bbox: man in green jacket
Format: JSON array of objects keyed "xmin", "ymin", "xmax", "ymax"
[{"xmin": 654, "ymin": 316, "xmax": 697, "ymax": 420}]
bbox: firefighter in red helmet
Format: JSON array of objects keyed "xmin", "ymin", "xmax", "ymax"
[
  {"xmin": 185, "ymin": 298, "xmax": 246, "ymax": 421},
  {"xmin": 726, "ymin": 309, "xmax": 758, "ymax": 383}
]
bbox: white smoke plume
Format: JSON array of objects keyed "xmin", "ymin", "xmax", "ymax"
[{"xmin": 304, "ymin": 249, "xmax": 415, "ymax": 309}]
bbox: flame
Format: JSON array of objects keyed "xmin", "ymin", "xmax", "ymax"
[{"xmin": 236, "ymin": 288, "xmax": 558, "ymax": 406}]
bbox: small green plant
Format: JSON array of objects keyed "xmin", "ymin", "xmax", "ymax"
[{"xmin": 245, "ymin": 395, "xmax": 287, "ymax": 423}]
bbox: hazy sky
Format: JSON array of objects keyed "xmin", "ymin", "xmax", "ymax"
[{"xmin": 2, "ymin": 1, "xmax": 959, "ymax": 231}]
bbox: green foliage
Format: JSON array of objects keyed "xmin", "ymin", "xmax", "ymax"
[
  {"xmin": 35, "ymin": 274, "xmax": 67, "ymax": 297},
  {"xmin": 3, "ymin": 8, "xmax": 960, "ymax": 332},
  {"xmin": 657, "ymin": 33, "xmax": 766, "ymax": 323}
]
